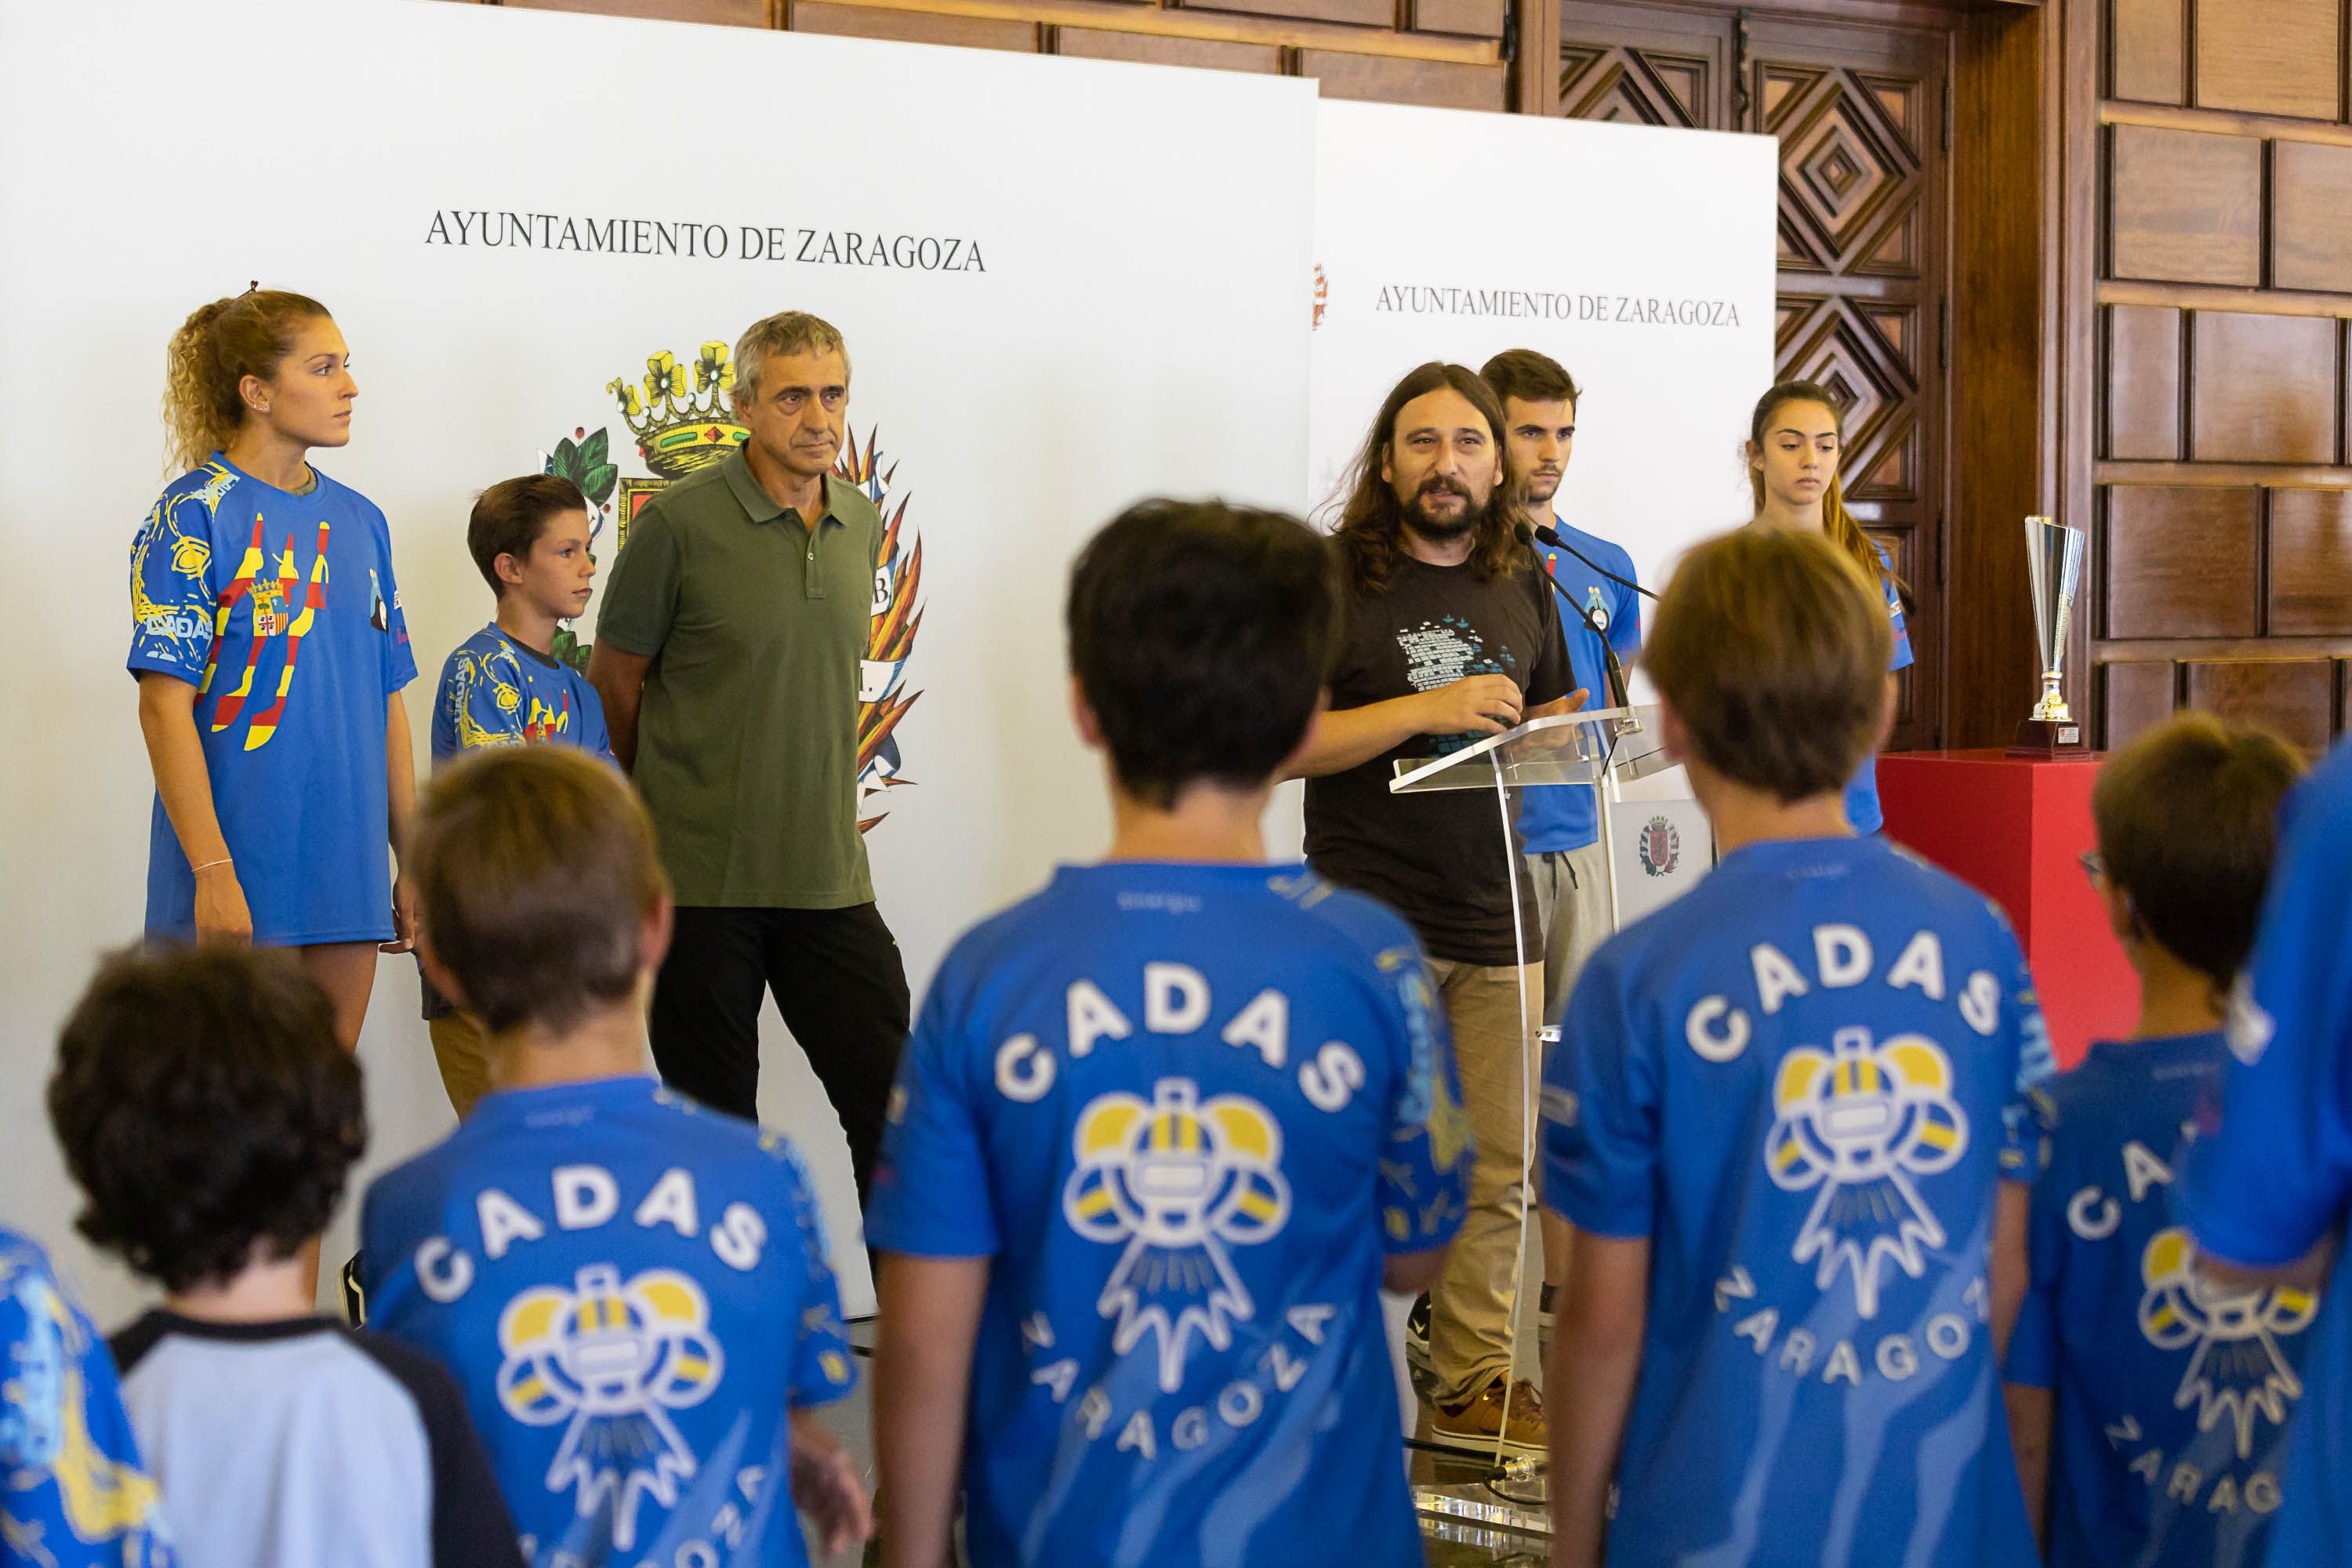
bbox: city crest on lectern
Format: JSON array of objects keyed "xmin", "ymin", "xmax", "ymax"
[{"xmin": 539, "ymin": 339, "xmax": 927, "ymax": 830}]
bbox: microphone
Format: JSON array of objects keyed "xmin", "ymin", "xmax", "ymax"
[
  {"xmin": 1534, "ymin": 522, "xmax": 1660, "ymax": 603},
  {"xmin": 1517, "ymin": 522, "xmax": 1630, "ymax": 711}
]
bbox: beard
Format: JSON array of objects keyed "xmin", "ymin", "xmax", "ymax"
[{"xmin": 1400, "ymin": 477, "xmax": 1484, "ymax": 540}]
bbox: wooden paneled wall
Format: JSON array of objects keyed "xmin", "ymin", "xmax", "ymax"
[
  {"xmin": 480, "ymin": 0, "xmax": 1512, "ymax": 110},
  {"xmin": 2089, "ymin": 0, "xmax": 2352, "ymax": 754}
]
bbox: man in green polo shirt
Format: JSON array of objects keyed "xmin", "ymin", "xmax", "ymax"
[{"xmin": 587, "ymin": 310, "xmax": 910, "ymax": 1203}]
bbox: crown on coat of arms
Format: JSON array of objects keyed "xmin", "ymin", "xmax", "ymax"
[{"xmin": 611, "ymin": 342, "xmax": 748, "ymax": 477}]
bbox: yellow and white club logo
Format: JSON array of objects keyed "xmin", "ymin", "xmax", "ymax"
[
  {"xmin": 495, "ymin": 1264, "xmax": 726, "ymax": 1552},
  {"xmin": 1763, "ymin": 1026, "xmax": 1969, "ymax": 1319},
  {"xmin": 2139, "ymin": 1227, "xmax": 2318, "ymax": 1459},
  {"xmin": 1063, "ymin": 1078, "xmax": 1291, "ymax": 1392}
]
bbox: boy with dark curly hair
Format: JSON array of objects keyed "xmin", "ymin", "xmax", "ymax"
[{"xmin": 48, "ymin": 946, "xmax": 521, "ymax": 1568}]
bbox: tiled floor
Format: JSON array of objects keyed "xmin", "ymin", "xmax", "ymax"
[{"xmin": 809, "ymin": 1319, "xmax": 1552, "ymax": 1566}]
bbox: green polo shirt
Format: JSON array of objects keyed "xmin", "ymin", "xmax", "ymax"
[{"xmin": 596, "ymin": 450, "xmax": 883, "ymax": 908}]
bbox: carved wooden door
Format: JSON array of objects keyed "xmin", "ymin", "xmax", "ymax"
[{"xmin": 1559, "ymin": 2, "xmax": 1950, "ymax": 752}]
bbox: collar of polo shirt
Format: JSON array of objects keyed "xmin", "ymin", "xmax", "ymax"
[{"xmin": 722, "ymin": 453, "xmax": 853, "ymax": 531}]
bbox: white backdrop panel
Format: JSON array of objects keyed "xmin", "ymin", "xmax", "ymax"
[
  {"xmin": 0, "ymin": 0, "xmax": 1315, "ymax": 1320},
  {"xmin": 1308, "ymin": 98, "xmax": 1780, "ymax": 675}
]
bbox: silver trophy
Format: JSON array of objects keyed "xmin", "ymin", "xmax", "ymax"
[{"xmin": 2013, "ymin": 515, "xmax": 2089, "ymax": 753}]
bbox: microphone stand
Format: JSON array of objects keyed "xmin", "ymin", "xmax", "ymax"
[
  {"xmin": 1518, "ymin": 522, "xmax": 1631, "ymax": 711},
  {"xmin": 1534, "ymin": 522, "xmax": 1659, "ymax": 604}
]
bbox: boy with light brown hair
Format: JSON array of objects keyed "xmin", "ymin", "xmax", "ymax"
[
  {"xmin": 359, "ymin": 748, "xmax": 869, "ymax": 1568},
  {"xmin": 1541, "ymin": 525, "xmax": 2051, "ymax": 1567}
]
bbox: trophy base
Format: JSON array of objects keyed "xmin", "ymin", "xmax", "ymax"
[{"xmin": 2008, "ymin": 717, "xmax": 2091, "ymax": 758}]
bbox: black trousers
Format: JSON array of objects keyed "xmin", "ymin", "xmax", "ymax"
[{"xmin": 649, "ymin": 902, "xmax": 911, "ymax": 1207}]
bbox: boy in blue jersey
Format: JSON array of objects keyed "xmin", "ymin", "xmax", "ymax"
[
  {"xmin": 2183, "ymin": 734, "xmax": 2352, "ymax": 1563},
  {"xmin": 866, "ymin": 499, "xmax": 1472, "ymax": 1568},
  {"xmin": 2002, "ymin": 713, "xmax": 2305, "ymax": 1567},
  {"xmin": 1542, "ymin": 525, "xmax": 2053, "ymax": 1568},
  {"xmin": 0, "ymin": 1229, "xmax": 175, "ymax": 1567},
  {"xmin": 423, "ymin": 474, "xmax": 615, "ymax": 1118},
  {"xmin": 360, "ymin": 748, "xmax": 869, "ymax": 1568}
]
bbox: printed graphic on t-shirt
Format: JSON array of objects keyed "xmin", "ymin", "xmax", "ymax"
[
  {"xmin": 450, "ymin": 645, "xmax": 575, "ymax": 747},
  {"xmin": 201, "ymin": 513, "xmax": 331, "ymax": 752},
  {"xmin": 1581, "ymin": 584, "xmax": 1610, "ymax": 635},
  {"xmin": 1063, "ymin": 1079, "xmax": 1293, "ymax": 1393},
  {"xmin": 2137, "ymin": 1228, "xmax": 2316, "ymax": 1461},
  {"xmin": 1398, "ymin": 614, "xmax": 1516, "ymax": 755},
  {"xmin": 1766, "ymin": 1026, "xmax": 1970, "ymax": 1319},
  {"xmin": 494, "ymin": 1264, "xmax": 726, "ymax": 1551}
]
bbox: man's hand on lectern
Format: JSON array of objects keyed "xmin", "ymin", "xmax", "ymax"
[{"xmin": 1415, "ymin": 673, "xmax": 1524, "ymax": 737}]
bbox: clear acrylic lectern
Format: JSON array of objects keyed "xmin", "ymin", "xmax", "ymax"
[{"xmin": 1388, "ymin": 704, "xmax": 1711, "ymax": 1542}]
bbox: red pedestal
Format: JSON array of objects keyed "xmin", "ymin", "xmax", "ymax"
[{"xmin": 1878, "ymin": 750, "xmax": 2137, "ymax": 1069}]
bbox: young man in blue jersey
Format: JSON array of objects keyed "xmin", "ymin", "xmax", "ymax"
[
  {"xmin": 1480, "ymin": 350, "xmax": 1642, "ymax": 1031},
  {"xmin": 2183, "ymin": 733, "xmax": 2352, "ymax": 1563},
  {"xmin": 1482, "ymin": 347, "xmax": 1642, "ymax": 1348},
  {"xmin": 1542, "ymin": 526, "xmax": 2053, "ymax": 1568},
  {"xmin": 867, "ymin": 499, "xmax": 1472, "ymax": 1568},
  {"xmin": 422, "ymin": 474, "xmax": 615, "ymax": 1118},
  {"xmin": 2002, "ymin": 713, "xmax": 2304, "ymax": 1567},
  {"xmin": 360, "ymin": 748, "xmax": 869, "ymax": 1568}
]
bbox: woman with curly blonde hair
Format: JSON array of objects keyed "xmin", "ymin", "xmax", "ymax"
[{"xmin": 129, "ymin": 287, "xmax": 419, "ymax": 1051}]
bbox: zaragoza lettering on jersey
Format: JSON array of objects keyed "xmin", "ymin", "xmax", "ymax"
[
  {"xmin": 867, "ymin": 862, "xmax": 1470, "ymax": 1568},
  {"xmin": 1544, "ymin": 834, "xmax": 2053, "ymax": 1567}
]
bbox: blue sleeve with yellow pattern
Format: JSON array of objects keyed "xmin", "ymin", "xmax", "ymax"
[
  {"xmin": 434, "ymin": 644, "xmax": 528, "ymax": 768},
  {"xmin": 0, "ymin": 1231, "xmax": 176, "ymax": 1567},
  {"xmin": 1374, "ymin": 937, "xmax": 1469, "ymax": 1255},
  {"xmin": 771, "ymin": 1146, "xmax": 858, "ymax": 1409},
  {"xmin": 127, "ymin": 477, "xmax": 230, "ymax": 686}
]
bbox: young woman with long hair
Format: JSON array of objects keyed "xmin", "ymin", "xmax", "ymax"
[
  {"xmin": 129, "ymin": 287, "xmax": 419, "ymax": 1049},
  {"xmin": 1745, "ymin": 379, "xmax": 1913, "ymax": 834}
]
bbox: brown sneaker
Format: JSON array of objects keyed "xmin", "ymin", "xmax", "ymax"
[{"xmin": 1429, "ymin": 1374, "xmax": 1548, "ymax": 1455}]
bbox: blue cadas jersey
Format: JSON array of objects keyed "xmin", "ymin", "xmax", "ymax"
[
  {"xmin": 1542, "ymin": 834, "xmax": 2053, "ymax": 1568},
  {"xmin": 129, "ymin": 457, "xmax": 416, "ymax": 945},
  {"xmin": 1844, "ymin": 549, "xmax": 1914, "ymax": 836},
  {"xmin": 431, "ymin": 624, "xmax": 612, "ymax": 767},
  {"xmin": 866, "ymin": 862, "xmax": 1470, "ymax": 1568},
  {"xmin": 2009, "ymin": 1031, "xmax": 2316, "ymax": 1568},
  {"xmin": 2185, "ymin": 739, "xmax": 2352, "ymax": 1565},
  {"xmin": 1517, "ymin": 522, "xmax": 1642, "ymax": 855},
  {"xmin": 358, "ymin": 1078, "xmax": 857, "ymax": 1568},
  {"xmin": 0, "ymin": 1229, "xmax": 175, "ymax": 1567}
]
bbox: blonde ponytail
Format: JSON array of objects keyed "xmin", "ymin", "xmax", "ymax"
[{"xmin": 162, "ymin": 288, "xmax": 331, "ymax": 474}]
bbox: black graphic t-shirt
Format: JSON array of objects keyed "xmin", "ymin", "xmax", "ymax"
[{"xmin": 1305, "ymin": 554, "xmax": 1570, "ymax": 966}]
